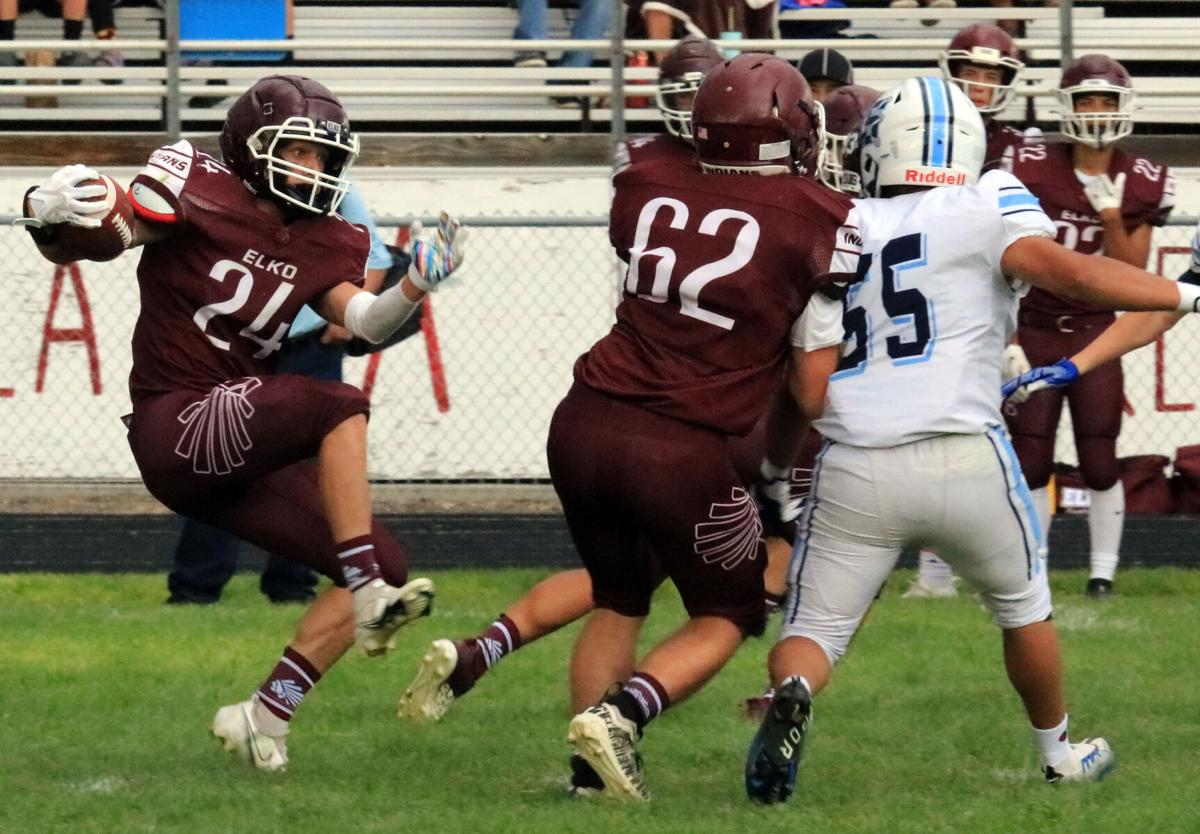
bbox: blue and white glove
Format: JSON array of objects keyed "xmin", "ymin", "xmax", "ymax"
[
  {"xmin": 1002, "ymin": 358, "xmax": 1080, "ymax": 402},
  {"xmin": 407, "ymin": 211, "xmax": 467, "ymax": 293},
  {"xmin": 15, "ymin": 164, "xmax": 107, "ymax": 229}
]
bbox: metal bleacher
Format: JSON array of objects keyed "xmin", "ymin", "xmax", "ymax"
[{"xmin": 0, "ymin": 1, "xmax": 1199, "ymax": 135}]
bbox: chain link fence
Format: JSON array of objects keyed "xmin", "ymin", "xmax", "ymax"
[{"xmin": 1, "ymin": 213, "xmax": 1197, "ymax": 483}]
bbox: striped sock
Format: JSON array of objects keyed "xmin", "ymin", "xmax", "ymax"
[
  {"xmin": 254, "ymin": 646, "xmax": 322, "ymax": 728},
  {"xmin": 621, "ymin": 672, "xmax": 670, "ymax": 728},
  {"xmin": 335, "ymin": 534, "xmax": 381, "ymax": 591},
  {"xmin": 473, "ymin": 613, "xmax": 522, "ymax": 670}
]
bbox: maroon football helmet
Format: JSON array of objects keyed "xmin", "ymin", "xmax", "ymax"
[
  {"xmin": 656, "ymin": 36, "xmax": 725, "ymax": 144},
  {"xmin": 692, "ymin": 53, "xmax": 823, "ymax": 177},
  {"xmin": 220, "ymin": 75, "xmax": 360, "ymax": 215},
  {"xmin": 1058, "ymin": 54, "xmax": 1134, "ymax": 148},
  {"xmin": 818, "ymin": 84, "xmax": 880, "ymax": 194},
  {"xmin": 938, "ymin": 23, "xmax": 1024, "ymax": 114}
]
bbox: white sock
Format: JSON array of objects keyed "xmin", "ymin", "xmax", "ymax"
[
  {"xmin": 917, "ymin": 551, "xmax": 954, "ymax": 588},
  {"xmin": 251, "ymin": 697, "xmax": 289, "ymax": 738},
  {"xmin": 1031, "ymin": 486, "xmax": 1052, "ymax": 561},
  {"xmin": 1032, "ymin": 714, "xmax": 1071, "ymax": 768},
  {"xmin": 1088, "ymin": 483, "xmax": 1124, "ymax": 581}
]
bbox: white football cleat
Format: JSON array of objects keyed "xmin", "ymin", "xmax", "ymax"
[
  {"xmin": 353, "ymin": 577, "xmax": 435, "ymax": 657},
  {"xmin": 1043, "ymin": 738, "xmax": 1116, "ymax": 783},
  {"xmin": 901, "ymin": 576, "xmax": 959, "ymax": 599},
  {"xmin": 397, "ymin": 639, "xmax": 460, "ymax": 722},
  {"xmin": 212, "ymin": 699, "xmax": 288, "ymax": 773},
  {"xmin": 567, "ymin": 703, "xmax": 648, "ymax": 801}
]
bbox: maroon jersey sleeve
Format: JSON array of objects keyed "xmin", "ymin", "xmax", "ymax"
[
  {"xmin": 127, "ymin": 141, "xmax": 369, "ymax": 403},
  {"xmin": 583, "ymin": 158, "xmax": 856, "ymax": 436}
]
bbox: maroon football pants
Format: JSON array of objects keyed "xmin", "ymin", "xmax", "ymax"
[
  {"xmin": 547, "ymin": 382, "xmax": 767, "ymax": 636},
  {"xmin": 128, "ymin": 375, "xmax": 407, "ymax": 586},
  {"xmin": 1005, "ymin": 325, "xmax": 1124, "ymax": 490}
]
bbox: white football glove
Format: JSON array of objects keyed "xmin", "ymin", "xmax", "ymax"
[
  {"xmin": 1002, "ymin": 344, "xmax": 1033, "ymax": 403},
  {"xmin": 753, "ymin": 460, "xmax": 803, "ymax": 526},
  {"xmin": 1083, "ymin": 171, "xmax": 1125, "ymax": 215},
  {"xmin": 15, "ymin": 164, "xmax": 108, "ymax": 230},
  {"xmin": 407, "ymin": 211, "xmax": 468, "ymax": 293}
]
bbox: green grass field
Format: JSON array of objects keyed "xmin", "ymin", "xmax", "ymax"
[{"xmin": 2, "ymin": 568, "xmax": 1199, "ymax": 834}]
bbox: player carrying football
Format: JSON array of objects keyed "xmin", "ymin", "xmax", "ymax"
[{"xmin": 18, "ymin": 75, "xmax": 468, "ymax": 772}]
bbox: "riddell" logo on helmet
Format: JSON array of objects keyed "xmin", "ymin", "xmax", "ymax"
[{"xmin": 904, "ymin": 168, "xmax": 968, "ymax": 185}]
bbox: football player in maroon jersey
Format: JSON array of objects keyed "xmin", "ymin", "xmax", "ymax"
[
  {"xmin": 18, "ymin": 75, "xmax": 467, "ymax": 771},
  {"xmin": 399, "ymin": 38, "xmax": 810, "ymax": 764},
  {"xmin": 1003, "ymin": 54, "xmax": 1175, "ymax": 599},
  {"xmin": 550, "ymin": 53, "xmax": 860, "ymax": 800},
  {"xmin": 940, "ymin": 23, "xmax": 1038, "ymax": 169},
  {"xmin": 818, "ymin": 83, "xmax": 881, "ymax": 195},
  {"xmin": 1004, "ymin": 223, "xmax": 1200, "ymax": 406}
]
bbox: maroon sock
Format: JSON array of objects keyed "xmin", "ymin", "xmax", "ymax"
[
  {"xmin": 335, "ymin": 534, "xmax": 381, "ymax": 591},
  {"xmin": 622, "ymin": 672, "xmax": 670, "ymax": 728},
  {"xmin": 254, "ymin": 646, "xmax": 322, "ymax": 723},
  {"xmin": 470, "ymin": 613, "xmax": 523, "ymax": 674}
]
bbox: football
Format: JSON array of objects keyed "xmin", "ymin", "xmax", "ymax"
[{"xmin": 56, "ymin": 174, "xmax": 136, "ymax": 262}]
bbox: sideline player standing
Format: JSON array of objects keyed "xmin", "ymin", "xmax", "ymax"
[
  {"xmin": 551, "ymin": 53, "xmax": 862, "ymax": 801},
  {"xmin": 1004, "ymin": 55, "xmax": 1175, "ymax": 598},
  {"xmin": 1004, "ymin": 220, "xmax": 1200, "ymax": 399},
  {"xmin": 940, "ymin": 22, "xmax": 1037, "ymax": 169},
  {"xmin": 743, "ymin": 77, "xmax": 1200, "ymax": 803},
  {"xmin": 18, "ymin": 75, "xmax": 467, "ymax": 772}
]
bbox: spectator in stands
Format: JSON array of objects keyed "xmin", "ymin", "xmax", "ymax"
[
  {"xmin": 628, "ymin": 0, "xmax": 776, "ymax": 65},
  {"xmin": 166, "ymin": 183, "xmax": 413, "ymax": 606},
  {"xmin": 512, "ymin": 0, "xmax": 608, "ymax": 74},
  {"xmin": 1004, "ymin": 54, "xmax": 1176, "ymax": 599},
  {"xmin": 87, "ymin": 0, "xmax": 124, "ymax": 76},
  {"xmin": 0, "ymin": 0, "xmax": 88, "ymax": 101},
  {"xmin": 796, "ymin": 46, "xmax": 853, "ymax": 102}
]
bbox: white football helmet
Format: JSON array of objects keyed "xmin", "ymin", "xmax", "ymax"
[{"xmin": 850, "ymin": 76, "xmax": 985, "ymax": 198}]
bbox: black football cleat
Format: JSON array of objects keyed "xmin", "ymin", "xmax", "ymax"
[
  {"xmin": 745, "ymin": 678, "xmax": 812, "ymax": 804},
  {"xmin": 1085, "ymin": 578, "xmax": 1114, "ymax": 599}
]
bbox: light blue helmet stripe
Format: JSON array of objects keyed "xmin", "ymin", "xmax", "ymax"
[{"xmin": 922, "ymin": 76, "xmax": 949, "ymax": 168}]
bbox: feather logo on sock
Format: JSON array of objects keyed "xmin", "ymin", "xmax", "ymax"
[{"xmin": 270, "ymin": 679, "xmax": 304, "ymax": 707}]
